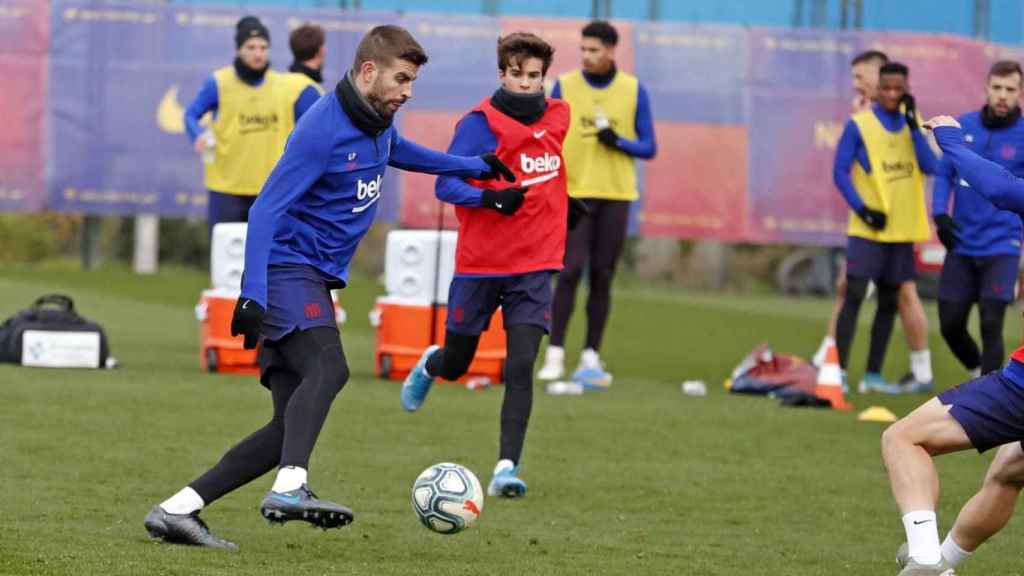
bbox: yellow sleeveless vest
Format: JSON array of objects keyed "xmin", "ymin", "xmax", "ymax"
[
  {"xmin": 559, "ymin": 69, "xmax": 639, "ymax": 201},
  {"xmin": 847, "ymin": 110, "xmax": 930, "ymax": 243},
  {"xmin": 204, "ymin": 68, "xmax": 317, "ymax": 196}
]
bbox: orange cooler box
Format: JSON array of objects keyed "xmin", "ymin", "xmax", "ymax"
[
  {"xmin": 196, "ymin": 288, "xmax": 259, "ymax": 375},
  {"xmin": 372, "ymin": 296, "xmax": 506, "ymax": 382}
]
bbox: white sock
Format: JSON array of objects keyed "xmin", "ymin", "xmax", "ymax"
[
  {"xmin": 910, "ymin": 350, "xmax": 933, "ymax": 383},
  {"xmin": 271, "ymin": 465, "xmax": 308, "ymax": 493},
  {"xmin": 545, "ymin": 346, "xmax": 564, "ymax": 364},
  {"xmin": 941, "ymin": 533, "xmax": 972, "ymax": 567},
  {"xmin": 903, "ymin": 510, "xmax": 942, "ymax": 565},
  {"xmin": 160, "ymin": 486, "xmax": 204, "ymax": 515},
  {"xmin": 580, "ymin": 348, "xmax": 601, "ymax": 370},
  {"xmin": 494, "ymin": 459, "xmax": 515, "ymax": 475},
  {"xmin": 968, "ymin": 367, "xmax": 982, "ymax": 379}
]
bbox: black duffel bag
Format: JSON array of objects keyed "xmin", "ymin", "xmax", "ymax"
[{"xmin": 0, "ymin": 294, "xmax": 110, "ymax": 368}]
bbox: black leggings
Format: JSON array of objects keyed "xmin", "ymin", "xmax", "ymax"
[
  {"xmin": 550, "ymin": 198, "xmax": 630, "ymax": 351},
  {"xmin": 189, "ymin": 327, "xmax": 349, "ymax": 505},
  {"xmin": 426, "ymin": 324, "xmax": 544, "ymax": 464},
  {"xmin": 835, "ymin": 277, "xmax": 899, "ymax": 372},
  {"xmin": 939, "ymin": 299, "xmax": 1008, "ymax": 374}
]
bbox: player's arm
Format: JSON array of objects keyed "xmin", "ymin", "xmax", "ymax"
[
  {"xmin": 293, "ymin": 85, "xmax": 321, "ymax": 121},
  {"xmin": 388, "ymin": 129, "xmax": 514, "ymax": 181},
  {"xmin": 185, "ymin": 75, "xmax": 218, "ymax": 144},
  {"xmin": 911, "ymin": 126, "xmax": 939, "ymax": 175},
  {"xmin": 434, "ymin": 112, "xmax": 495, "ymax": 207},
  {"xmin": 550, "ymin": 80, "xmax": 562, "ymax": 100},
  {"xmin": 241, "ymin": 108, "xmax": 333, "ymax": 309},
  {"xmin": 931, "ymin": 121, "xmax": 1024, "ymax": 214},
  {"xmin": 932, "ymin": 155, "xmax": 955, "ymax": 217},
  {"xmin": 605, "ymin": 83, "xmax": 657, "ymax": 159},
  {"xmin": 834, "ymin": 120, "xmax": 886, "ymax": 229}
]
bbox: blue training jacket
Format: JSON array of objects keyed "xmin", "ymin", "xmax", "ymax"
[{"xmin": 933, "ymin": 110, "xmax": 1024, "ymax": 257}]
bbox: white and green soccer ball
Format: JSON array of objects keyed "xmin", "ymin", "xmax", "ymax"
[{"xmin": 411, "ymin": 462, "xmax": 484, "ymax": 534}]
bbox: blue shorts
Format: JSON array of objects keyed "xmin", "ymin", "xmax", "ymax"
[
  {"xmin": 261, "ymin": 264, "xmax": 339, "ymax": 342},
  {"xmin": 938, "ymin": 252, "xmax": 1019, "ymax": 303},
  {"xmin": 939, "ymin": 362, "xmax": 1024, "ymax": 453},
  {"xmin": 208, "ymin": 190, "xmax": 256, "ymax": 235},
  {"xmin": 446, "ymin": 271, "xmax": 555, "ymax": 335},
  {"xmin": 845, "ymin": 236, "xmax": 916, "ymax": 287}
]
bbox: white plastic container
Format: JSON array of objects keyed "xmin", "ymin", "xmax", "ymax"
[{"xmin": 384, "ymin": 229, "xmax": 457, "ymax": 304}]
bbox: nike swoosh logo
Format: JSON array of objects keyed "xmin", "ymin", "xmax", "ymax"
[
  {"xmin": 352, "ymin": 193, "xmax": 381, "ymax": 214},
  {"xmin": 494, "ymin": 202, "xmax": 503, "ymax": 209},
  {"xmin": 533, "ymin": 130, "xmax": 546, "ymax": 138},
  {"xmin": 242, "ymin": 300, "xmax": 249, "ymax": 310},
  {"xmin": 270, "ymin": 493, "xmax": 302, "ymax": 505},
  {"xmin": 520, "ymin": 171, "xmax": 559, "ymax": 187},
  {"xmin": 913, "ymin": 520, "xmax": 932, "ymax": 525}
]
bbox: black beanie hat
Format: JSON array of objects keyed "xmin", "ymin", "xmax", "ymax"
[{"xmin": 236, "ymin": 16, "xmax": 270, "ymax": 48}]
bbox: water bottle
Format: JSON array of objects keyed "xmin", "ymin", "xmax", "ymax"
[
  {"xmin": 546, "ymin": 381, "xmax": 584, "ymax": 396},
  {"xmin": 594, "ymin": 105, "xmax": 610, "ymax": 130},
  {"xmin": 201, "ymin": 131, "xmax": 216, "ymax": 165}
]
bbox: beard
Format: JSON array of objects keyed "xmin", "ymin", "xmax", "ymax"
[{"xmin": 366, "ymin": 79, "xmax": 399, "ymax": 119}]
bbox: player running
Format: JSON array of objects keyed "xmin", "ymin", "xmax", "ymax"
[
  {"xmin": 832, "ymin": 62, "xmax": 937, "ymax": 394},
  {"xmin": 400, "ymin": 32, "xmax": 585, "ymax": 498},
  {"xmin": 143, "ymin": 25, "xmax": 515, "ymax": 549},
  {"xmin": 884, "ymin": 113, "xmax": 1024, "ymax": 576},
  {"xmin": 933, "ymin": 60, "xmax": 1024, "ymax": 379}
]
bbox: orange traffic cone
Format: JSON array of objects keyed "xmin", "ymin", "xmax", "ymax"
[{"xmin": 815, "ymin": 344, "xmax": 852, "ymax": 411}]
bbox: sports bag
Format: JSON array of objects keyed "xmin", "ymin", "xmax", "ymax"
[{"xmin": 0, "ymin": 294, "xmax": 110, "ymax": 368}]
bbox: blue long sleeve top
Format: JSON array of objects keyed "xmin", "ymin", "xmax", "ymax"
[
  {"xmin": 833, "ymin": 102, "xmax": 938, "ymax": 212},
  {"xmin": 184, "ymin": 73, "xmax": 321, "ymax": 142},
  {"xmin": 434, "ymin": 112, "xmax": 496, "ymax": 208},
  {"xmin": 551, "ymin": 71, "xmax": 656, "ymax": 159},
  {"xmin": 934, "ymin": 124, "xmax": 1024, "ymax": 217},
  {"xmin": 241, "ymin": 93, "xmax": 494, "ymax": 307},
  {"xmin": 932, "ymin": 111, "xmax": 1024, "ymax": 257}
]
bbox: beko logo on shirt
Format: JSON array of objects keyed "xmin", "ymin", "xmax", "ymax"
[
  {"xmin": 353, "ymin": 175, "xmax": 383, "ymax": 213},
  {"xmin": 520, "ymin": 153, "xmax": 560, "ymax": 174}
]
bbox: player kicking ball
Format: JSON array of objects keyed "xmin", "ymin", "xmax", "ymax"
[
  {"xmin": 883, "ymin": 114, "xmax": 1024, "ymax": 575},
  {"xmin": 400, "ymin": 32, "xmax": 586, "ymax": 498},
  {"xmin": 143, "ymin": 25, "xmax": 515, "ymax": 549}
]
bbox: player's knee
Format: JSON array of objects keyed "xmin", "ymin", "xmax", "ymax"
[
  {"xmin": 589, "ymin": 266, "xmax": 615, "ymax": 291},
  {"xmin": 940, "ymin": 308, "xmax": 965, "ymax": 338},
  {"xmin": 844, "ymin": 277, "xmax": 869, "ymax": 304},
  {"xmin": 558, "ymin": 265, "xmax": 583, "ymax": 287},
  {"xmin": 835, "ymin": 275, "xmax": 847, "ymax": 296},
  {"xmin": 881, "ymin": 418, "xmax": 916, "ymax": 455},
  {"xmin": 317, "ymin": 347, "xmax": 349, "ymax": 394},
  {"xmin": 979, "ymin": 301, "xmax": 1006, "ymax": 336},
  {"xmin": 877, "ymin": 285, "xmax": 899, "ymax": 314},
  {"xmin": 503, "ymin": 354, "xmax": 534, "ymax": 388}
]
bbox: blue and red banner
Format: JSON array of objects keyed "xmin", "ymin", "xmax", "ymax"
[{"xmin": 0, "ymin": 1, "xmax": 1007, "ymax": 245}]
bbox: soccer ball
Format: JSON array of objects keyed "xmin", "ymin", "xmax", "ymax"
[{"xmin": 411, "ymin": 462, "xmax": 484, "ymax": 534}]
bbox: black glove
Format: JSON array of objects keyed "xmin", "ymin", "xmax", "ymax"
[
  {"xmin": 597, "ymin": 127, "xmax": 620, "ymax": 149},
  {"xmin": 901, "ymin": 93, "xmax": 919, "ymax": 130},
  {"xmin": 478, "ymin": 153, "xmax": 516, "ymax": 183},
  {"xmin": 934, "ymin": 214, "xmax": 960, "ymax": 252},
  {"xmin": 481, "ymin": 187, "xmax": 528, "ymax": 216},
  {"xmin": 568, "ymin": 197, "xmax": 590, "ymax": 230},
  {"xmin": 856, "ymin": 206, "xmax": 887, "ymax": 230},
  {"xmin": 230, "ymin": 297, "xmax": 265, "ymax": 350}
]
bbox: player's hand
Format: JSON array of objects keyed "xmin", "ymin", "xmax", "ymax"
[
  {"xmin": 923, "ymin": 116, "xmax": 962, "ymax": 130},
  {"xmin": 194, "ymin": 137, "xmax": 209, "ymax": 155},
  {"xmin": 481, "ymin": 187, "xmax": 528, "ymax": 216},
  {"xmin": 230, "ymin": 297, "xmax": 265, "ymax": 350},
  {"xmin": 856, "ymin": 206, "xmax": 887, "ymax": 231},
  {"xmin": 597, "ymin": 127, "xmax": 620, "ymax": 149},
  {"xmin": 568, "ymin": 197, "xmax": 590, "ymax": 230},
  {"xmin": 478, "ymin": 153, "xmax": 516, "ymax": 183},
  {"xmin": 934, "ymin": 214, "xmax": 960, "ymax": 251},
  {"xmin": 901, "ymin": 94, "xmax": 920, "ymax": 130}
]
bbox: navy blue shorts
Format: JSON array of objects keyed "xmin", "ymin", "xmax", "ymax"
[
  {"xmin": 845, "ymin": 236, "xmax": 916, "ymax": 286},
  {"xmin": 207, "ymin": 190, "xmax": 256, "ymax": 235},
  {"xmin": 938, "ymin": 252, "xmax": 1019, "ymax": 303},
  {"xmin": 939, "ymin": 363, "xmax": 1024, "ymax": 453},
  {"xmin": 446, "ymin": 271, "xmax": 555, "ymax": 335},
  {"xmin": 261, "ymin": 264, "xmax": 339, "ymax": 342}
]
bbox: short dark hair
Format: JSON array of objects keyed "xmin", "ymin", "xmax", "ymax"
[
  {"xmin": 289, "ymin": 24, "xmax": 325, "ymax": 62},
  {"xmin": 989, "ymin": 60, "xmax": 1023, "ymax": 84},
  {"xmin": 582, "ymin": 20, "xmax": 618, "ymax": 47},
  {"xmin": 353, "ymin": 25, "xmax": 428, "ymax": 70},
  {"xmin": 879, "ymin": 61, "xmax": 909, "ymax": 79},
  {"xmin": 497, "ymin": 32, "xmax": 555, "ymax": 76},
  {"xmin": 851, "ymin": 50, "xmax": 888, "ymax": 67}
]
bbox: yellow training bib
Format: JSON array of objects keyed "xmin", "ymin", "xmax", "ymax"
[
  {"xmin": 846, "ymin": 110, "xmax": 930, "ymax": 243},
  {"xmin": 204, "ymin": 68, "xmax": 315, "ymax": 196},
  {"xmin": 559, "ymin": 69, "xmax": 639, "ymax": 201}
]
